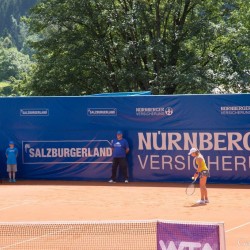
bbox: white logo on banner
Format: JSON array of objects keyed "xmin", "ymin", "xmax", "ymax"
[
  {"xmin": 159, "ymin": 240, "xmax": 212, "ymax": 250},
  {"xmin": 137, "ymin": 131, "xmax": 250, "ymax": 172},
  {"xmin": 136, "ymin": 107, "xmax": 173, "ymax": 116},
  {"xmin": 22, "ymin": 140, "xmax": 112, "ymax": 164},
  {"xmin": 87, "ymin": 108, "xmax": 117, "ymax": 116},
  {"xmin": 138, "ymin": 131, "xmax": 250, "ymax": 151},
  {"xmin": 20, "ymin": 109, "xmax": 49, "ymax": 116},
  {"xmin": 165, "ymin": 107, "xmax": 173, "ymax": 116},
  {"xmin": 25, "ymin": 144, "xmax": 31, "ymax": 153},
  {"xmin": 221, "ymin": 106, "xmax": 250, "ymax": 115}
]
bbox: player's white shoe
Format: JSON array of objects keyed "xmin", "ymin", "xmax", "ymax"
[
  {"xmin": 108, "ymin": 180, "xmax": 116, "ymax": 183},
  {"xmin": 196, "ymin": 200, "xmax": 205, "ymax": 204}
]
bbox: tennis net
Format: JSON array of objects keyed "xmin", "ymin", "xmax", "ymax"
[{"xmin": 0, "ymin": 220, "xmax": 225, "ymax": 249}]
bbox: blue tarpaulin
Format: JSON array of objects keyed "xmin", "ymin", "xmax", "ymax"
[{"xmin": 0, "ymin": 94, "xmax": 249, "ymax": 183}]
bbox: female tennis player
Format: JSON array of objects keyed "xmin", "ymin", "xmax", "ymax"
[{"xmin": 188, "ymin": 148, "xmax": 210, "ymax": 204}]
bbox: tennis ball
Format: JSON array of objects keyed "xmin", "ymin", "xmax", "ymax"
[{"xmin": 192, "ymin": 177, "xmax": 195, "ymax": 180}]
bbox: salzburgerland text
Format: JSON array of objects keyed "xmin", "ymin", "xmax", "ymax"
[
  {"xmin": 22, "ymin": 140, "xmax": 113, "ymax": 164},
  {"xmin": 28, "ymin": 147, "xmax": 112, "ymax": 158}
]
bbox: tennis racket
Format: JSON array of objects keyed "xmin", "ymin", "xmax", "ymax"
[{"xmin": 185, "ymin": 178, "xmax": 197, "ymax": 196}]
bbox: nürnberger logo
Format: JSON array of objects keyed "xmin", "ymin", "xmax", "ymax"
[
  {"xmin": 221, "ymin": 106, "xmax": 250, "ymax": 115},
  {"xmin": 165, "ymin": 107, "xmax": 173, "ymax": 116},
  {"xmin": 136, "ymin": 107, "xmax": 173, "ymax": 116}
]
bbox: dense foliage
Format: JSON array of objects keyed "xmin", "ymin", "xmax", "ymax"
[
  {"xmin": 0, "ymin": 0, "xmax": 38, "ymax": 49},
  {"xmin": 0, "ymin": 0, "xmax": 38, "ymax": 95}
]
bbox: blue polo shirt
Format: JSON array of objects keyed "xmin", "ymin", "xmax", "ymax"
[
  {"xmin": 6, "ymin": 147, "xmax": 18, "ymax": 164},
  {"xmin": 111, "ymin": 138, "xmax": 129, "ymax": 158}
]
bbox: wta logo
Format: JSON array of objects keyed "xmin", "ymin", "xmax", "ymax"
[
  {"xmin": 159, "ymin": 240, "xmax": 213, "ymax": 250},
  {"xmin": 157, "ymin": 222, "xmax": 221, "ymax": 250}
]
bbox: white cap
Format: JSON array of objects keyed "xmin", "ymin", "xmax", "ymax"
[{"xmin": 188, "ymin": 147, "xmax": 198, "ymax": 155}]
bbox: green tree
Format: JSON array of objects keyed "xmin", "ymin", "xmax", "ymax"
[
  {"xmin": 22, "ymin": 0, "xmax": 250, "ymax": 95},
  {"xmin": 0, "ymin": 46, "xmax": 30, "ymax": 80},
  {"xmin": 0, "ymin": 0, "xmax": 39, "ymax": 50},
  {"xmin": 0, "ymin": 38, "xmax": 32, "ymax": 96}
]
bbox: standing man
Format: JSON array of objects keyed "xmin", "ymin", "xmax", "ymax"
[
  {"xmin": 6, "ymin": 141, "xmax": 18, "ymax": 183},
  {"xmin": 109, "ymin": 131, "xmax": 129, "ymax": 183}
]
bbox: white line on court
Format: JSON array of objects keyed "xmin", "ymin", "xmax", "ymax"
[
  {"xmin": 225, "ymin": 221, "xmax": 250, "ymax": 233},
  {"xmin": 0, "ymin": 226, "xmax": 75, "ymax": 249},
  {"xmin": 0, "ymin": 201, "xmax": 35, "ymax": 211}
]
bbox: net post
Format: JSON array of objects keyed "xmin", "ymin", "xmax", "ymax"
[{"xmin": 219, "ymin": 222, "xmax": 226, "ymax": 250}]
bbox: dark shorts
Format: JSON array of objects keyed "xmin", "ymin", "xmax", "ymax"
[
  {"xmin": 7, "ymin": 164, "xmax": 17, "ymax": 172},
  {"xmin": 200, "ymin": 170, "xmax": 210, "ymax": 178}
]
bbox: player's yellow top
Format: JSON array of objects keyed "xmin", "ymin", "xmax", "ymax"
[{"xmin": 195, "ymin": 155, "xmax": 208, "ymax": 172}]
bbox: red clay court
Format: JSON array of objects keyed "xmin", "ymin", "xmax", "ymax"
[{"xmin": 0, "ymin": 180, "xmax": 249, "ymax": 249}]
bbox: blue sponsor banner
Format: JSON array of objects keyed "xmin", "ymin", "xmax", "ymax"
[{"xmin": 0, "ymin": 94, "xmax": 249, "ymax": 183}]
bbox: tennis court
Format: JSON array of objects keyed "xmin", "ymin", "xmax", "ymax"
[{"xmin": 0, "ymin": 180, "xmax": 249, "ymax": 249}]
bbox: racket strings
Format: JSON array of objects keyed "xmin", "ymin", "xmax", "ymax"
[{"xmin": 186, "ymin": 183, "xmax": 195, "ymax": 196}]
